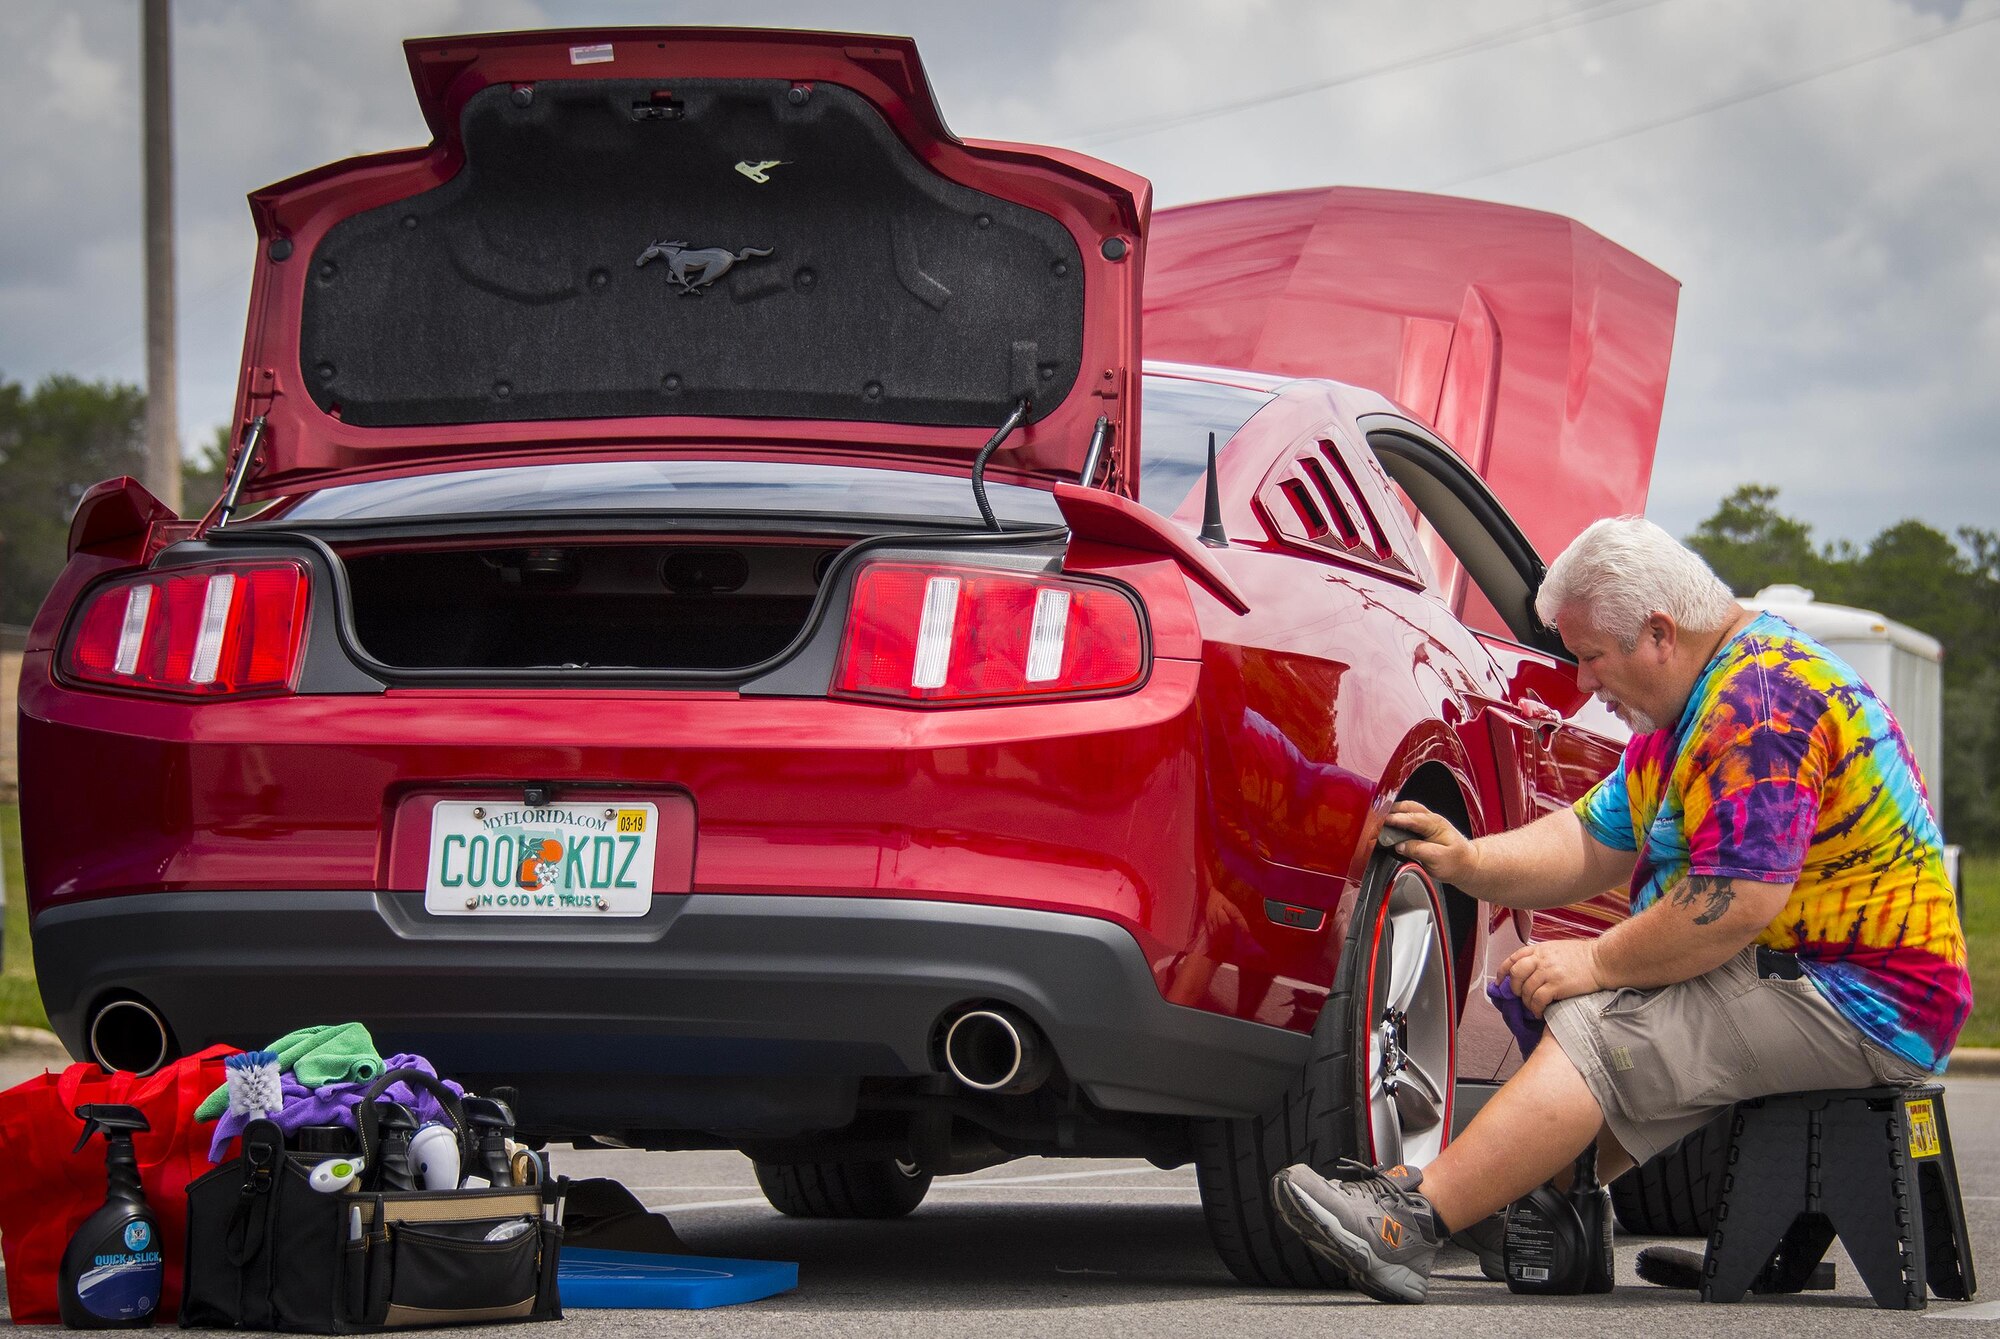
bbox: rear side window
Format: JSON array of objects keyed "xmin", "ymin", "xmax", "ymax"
[
  {"xmin": 1137, "ymin": 377, "xmax": 1276, "ymax": 515},
  {"xmin": 1255, "ymin": 436, "xmax": 1416, "ymax": 584}
]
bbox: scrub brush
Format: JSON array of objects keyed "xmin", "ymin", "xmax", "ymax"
[{"xmin": 224, "ymin": 1049, "xmax": 284, "ymax": 1120}]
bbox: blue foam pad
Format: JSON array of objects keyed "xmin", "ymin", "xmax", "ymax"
[{"xmin": 558, "ymin": 1247, "xmax": 798, "ymax": 1309}]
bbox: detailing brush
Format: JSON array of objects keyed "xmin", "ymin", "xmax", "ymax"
[
  {"xmin": 224, "ymin": 1049, "xmax": 284, "ymax": 1120},
  {"xmin": 1633, "ymin": 1246, "xmax": 1705, "ymax": 1289},
  {"xmin": 1634, "ymin": 1245, "xmax": 1835, "ymax": 1292}
]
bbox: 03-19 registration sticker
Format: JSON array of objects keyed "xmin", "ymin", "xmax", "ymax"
[{"xmin": 424, "ymin": 802, "xmax": 657, "ymax": 916}]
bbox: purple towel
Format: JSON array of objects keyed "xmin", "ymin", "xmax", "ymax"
[
  {"xmin": 209, "ymin": 1053, "xmax": 464, "ymax": 1162},
  {"xmin": 1487, "ymin": 976, "xmax": 1546, "ymax": 1057}
]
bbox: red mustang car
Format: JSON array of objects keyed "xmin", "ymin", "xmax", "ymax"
[{"xmin": 19, "ymin": 30, "xmax": 1682, "ymax": 1285}]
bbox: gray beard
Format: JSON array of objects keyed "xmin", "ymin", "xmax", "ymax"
[{"xmin": 1604, "ymin": 698, "xmax": 1660, "ymax": 734}]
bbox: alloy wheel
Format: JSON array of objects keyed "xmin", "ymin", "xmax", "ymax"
[{"xmin": 1364, "ymin": 862, "xmax": 1454, "ymax": 1167}]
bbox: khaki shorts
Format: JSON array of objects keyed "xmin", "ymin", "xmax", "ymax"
[{"xmin": 1544, "ymin": 945, "xmax": 1934, "ymax": 1164}]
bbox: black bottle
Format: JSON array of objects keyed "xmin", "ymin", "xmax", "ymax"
[
  {"xmin": 1502, "ymin": 1146, "xmax": 1615, "ymax": 1295},
  {"xmin": 460, "ymin": 1096, "xmax": 517, "ymax": 1187},
  {"xmin": 369, "ymin": 1101, "xmax": 419, "ymax": 1192},
  {"xmin": 1569, "ymin": 1144, "xmax": 1616, "ymax": 1293},
  {"xmin": 58, "ymin": 1105, "xmax": 162, "ymax": 1328}
]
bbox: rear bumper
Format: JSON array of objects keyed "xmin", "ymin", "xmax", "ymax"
[{"xmin": 33, "ymin": 891, "xmax": 1309, "ymax": 1128}]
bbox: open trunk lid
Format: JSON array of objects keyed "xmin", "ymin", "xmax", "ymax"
[
  {"xmin": 226, "ymin": 29, "xmax": 1149, "ymax": 505},
  {"xmin": 1143, "ymin": 187, "xmax": 1678, "ymax": 557}
]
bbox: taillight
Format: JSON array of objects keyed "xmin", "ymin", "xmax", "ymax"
[
  {"xmin": 835, "ymin": 562, "xmax": 1145, "ymax": 704},
  {"xmin": 62, "ymin": 562, "xmax": 310, "ymax": 697}
]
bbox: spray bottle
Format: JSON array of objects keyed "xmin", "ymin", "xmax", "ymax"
[
  {"xmin": 58, "ymin": 1105, "xmax": 162, "ymax": 1328},
  {"xmin": 368, "ymin": 1101, "xmax": 420, "ymax": 1192},
  {"xmin": 459, "ymin": 1096, "xmax": 518, "ymax": 1187},
  {"xmin": 1502, "ymin": 1145, "xmax": 1615, "ymax": 1295}
]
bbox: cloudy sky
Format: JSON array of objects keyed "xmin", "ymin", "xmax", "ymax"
[{"xmin": 1, "ymin": 0, "xmax": 1993, "ymax": 546}]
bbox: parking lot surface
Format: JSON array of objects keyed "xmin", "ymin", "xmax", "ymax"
[{"xmin": 5, "ymin": 1048, "xmax": 1998, "ymax": 1335}]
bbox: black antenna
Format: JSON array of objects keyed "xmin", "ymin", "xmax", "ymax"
[{"xmin": 1200, "ymin": 432, "xmax": 1227, "ymax": 546}]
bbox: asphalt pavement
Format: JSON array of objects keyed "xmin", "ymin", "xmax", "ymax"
[{"xmin": 5, "ymin": 1039, "xmax": 2000, "ymax": 1335}]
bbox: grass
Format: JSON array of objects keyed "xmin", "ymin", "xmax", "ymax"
[
  {"xmin": 1953, "ymin": 853, "xmax": 2000, "ymax": 1048},
  {"xmin": 1, "ymin": 801, "xmax": 49, "ymax": 1033},
  {"xmin": 0, "ymin": 798, "xmax": 1995, "ymax": 1049}
]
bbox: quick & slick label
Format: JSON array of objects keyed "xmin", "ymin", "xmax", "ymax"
[{"xmin": 79, "ymin": 1220, "xmax": 162, "ymax": 1320}]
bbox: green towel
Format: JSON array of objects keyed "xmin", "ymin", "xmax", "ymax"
[{"xmin": 194, "ymin": 1022, "xmax": 386, "ymax": 1121}]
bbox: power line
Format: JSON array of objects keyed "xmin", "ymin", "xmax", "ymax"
[
  {"xmin": 1068, "ymin": 0, "xmax": 1675, "ymax": 148},
  {"xmin": 59, "ymin": 266, "xmax": 244, "ymax": 380},
  {"xmin": 1433, "ymin": 9, "xmax": 2000, "ymax": 188}
]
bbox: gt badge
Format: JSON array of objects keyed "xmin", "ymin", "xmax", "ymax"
[
  {"xmin": 636, "ymin": 241, "xmax": 775, "ymax": 294},
  {"xmin": 734, "ymin": 160, "xmax": 786, "ymax": 184}
]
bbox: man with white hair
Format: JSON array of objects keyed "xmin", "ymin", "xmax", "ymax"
[{"xmin": 1271, "ymin": 516, "xmax": 1969, "ymax": 1303}]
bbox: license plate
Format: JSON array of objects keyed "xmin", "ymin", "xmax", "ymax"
[{"xmin": 423, "ymin": 801, "xmax": 658, "ymax": 916}]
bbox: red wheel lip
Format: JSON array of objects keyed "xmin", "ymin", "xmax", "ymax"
[{"xmin": 1359, "ymin": 858, "xmax": 1457, "ymax": 1167}]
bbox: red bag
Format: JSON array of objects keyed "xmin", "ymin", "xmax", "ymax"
[{"xmin": 0, "ymin": 1046, "xmax": 237, "ymax": 1325}]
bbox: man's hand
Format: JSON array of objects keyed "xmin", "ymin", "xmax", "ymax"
[
  {"xmin": 1499, "ymin": 939, "xmax": 1606, "ymax": 1016},
  {"xmin": 1381, "ymin": 801, "xmax": 1480, "ymax": 884}
]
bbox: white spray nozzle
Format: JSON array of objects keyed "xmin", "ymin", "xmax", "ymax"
[{"xmin": 309, "ymin": 1156, "xmax": 367, "ymax": 1194}]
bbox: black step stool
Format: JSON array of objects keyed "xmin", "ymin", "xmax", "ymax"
[{"xmin": 1700, "ymin": 1083, "xmax": 1976, "ymax": 1309}]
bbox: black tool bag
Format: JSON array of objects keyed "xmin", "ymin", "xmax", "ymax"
[{"xmin": 180, "ymin": 1070, "xmax": 563, "ymax": 1332}]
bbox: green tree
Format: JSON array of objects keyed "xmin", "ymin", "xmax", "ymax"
[
  {"xmin": 1847, "ymin": 522, "xmax": 1975, "ymax": 654},
  {"xmin": 0, "ymin": 373, "xmax": 229, "ymax": 626},
  {"xmin": 180, "ymin": 424, "xmax": 232, "ymax": 514},
  {"xmin": 1944, "ymin": 668, "xmax": 2000, "ymax": 854},
  {"xmin": 1953, "ymin": 527, "xmax": 2000, "ymax": 671},
  {"xmin": 0, "ymin": 374, "xmax": 149, "ymax": 625},
  {"xmin": 1686, "ymin": 483, "xmax": 1826, "ymax": 597},
  {"xmin": 1685, "ymin": 486, "xmax": 2000, "ymax": 852}
]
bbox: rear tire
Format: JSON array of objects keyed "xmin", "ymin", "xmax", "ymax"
[
  {"xmin": 1193, "ymin": 855, "xmax": 1456, "ymax": 1286},
  {"xmin": 752, "ymin": 1158, "xmax": 933, "ymax": 1219},
  {"xmin": 1609, "ymin": 1110, "xmax": 1729, "ymax": 1236}
]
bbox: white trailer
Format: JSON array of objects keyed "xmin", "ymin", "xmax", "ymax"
[{"xmin": 1741, "ymin": 584, "xmax": 1958, "ymax": 892}]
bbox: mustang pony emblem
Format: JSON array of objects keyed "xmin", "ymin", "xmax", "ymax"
[{"xmin": 635, "ymin": 240, "xmax": 775, "ymax": 294}]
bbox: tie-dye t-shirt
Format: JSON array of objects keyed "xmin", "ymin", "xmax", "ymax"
[{"xmin": 1574, "ymin": 612, "xmax": 1969, "ymax": 1071}]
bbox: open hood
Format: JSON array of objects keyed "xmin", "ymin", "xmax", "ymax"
[
  {"xmin": 226, "ymin": 29, "xmax": 1149, "ymax": 503},
  {"xmin": 1143, "ymin": 188, "xmax": 1678, "ymax": 557}
]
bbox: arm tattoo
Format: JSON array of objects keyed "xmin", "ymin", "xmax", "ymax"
[{"xmin": 1670, "ymin": 874, "xmax": 1737, "ymax": 926}]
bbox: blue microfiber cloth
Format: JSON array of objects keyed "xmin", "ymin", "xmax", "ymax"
[{"xmin": 1487, "ymin": 976, "xmax": 1546, "ymax": 1057}]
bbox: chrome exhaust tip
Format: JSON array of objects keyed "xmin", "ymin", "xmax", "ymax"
[
  {"xmin": 942, "ymin": 1006, "xmax": 1052, "ymax": 1095},
  {"xmin": 88, "ymin": 999, "xmax": 172, "ymax": 1076}
]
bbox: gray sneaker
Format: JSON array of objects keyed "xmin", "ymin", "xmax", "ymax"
[{"xmin": 1271, "ymin": 1160, "xmax": 1443, "ymax": 1303}]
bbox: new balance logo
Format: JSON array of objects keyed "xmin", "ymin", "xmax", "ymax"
[{"xmin": 1379, "ymin": 1217, "xmax": 1404, "ymax": 1249}]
